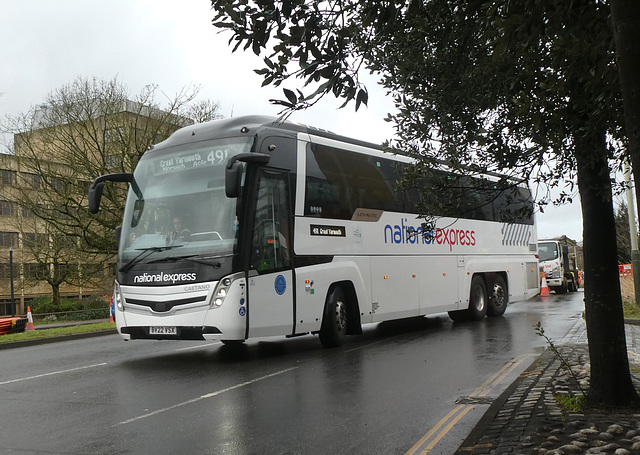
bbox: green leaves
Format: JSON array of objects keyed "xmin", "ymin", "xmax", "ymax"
[
  {"xmin": 211, "ymin": 0, "xmax": 623, "ymax": 208},
  {"xmin": 211, "ymin": 0, "xmax": 373, "ymax": 112}
]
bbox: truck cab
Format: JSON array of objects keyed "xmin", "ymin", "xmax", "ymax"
[{"xmin": 538, "ymin": 239, "xmax": 580, "ymax": 294}]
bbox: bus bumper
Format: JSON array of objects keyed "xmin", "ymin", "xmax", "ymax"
[{"xmin": 116, "ymin": 279, "xmax": 246, "ymax": 342}]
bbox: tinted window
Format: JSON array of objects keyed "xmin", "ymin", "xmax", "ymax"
[
  {"xmin": 304, "ymin": 142, "xmax": 533, "ymax": 225},
  {"xmin": 305, "ymin": 143, "xmax": 403, "ymax": 219}
]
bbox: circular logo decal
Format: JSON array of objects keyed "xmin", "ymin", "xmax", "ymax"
[
  {"xmin": 239, "ymin": 307, "xmax": 246, "ymax": 317},
  {"xmin": 274, "ymin": 274, "xmax": 287, "ymax": 295}
]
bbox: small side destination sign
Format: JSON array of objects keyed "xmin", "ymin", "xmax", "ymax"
[{"xmin": 310, "ymin": 224, "xmax": 346, "ymax": 237}]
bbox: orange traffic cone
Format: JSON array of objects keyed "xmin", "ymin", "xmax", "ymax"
[
  {"xmin": 540, "ymin": 273, "xmax": 550, "ymax": 297},
  {"xmin": 26, "ymin": 306, "xmax": 35, "ymax": 331}
]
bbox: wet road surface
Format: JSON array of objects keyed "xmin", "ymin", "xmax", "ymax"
[{"xmin": 0, "ymin": 290, "xmax": 584, "ymax": 454}]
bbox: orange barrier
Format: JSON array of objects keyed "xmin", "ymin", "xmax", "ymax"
[
  {"xmin": 0, "ymin": 317, "xmax": 27, "ymax": 335},
  {"xmin": 620, "ymin": 264, "xmax": 633, "ymax": 277}
]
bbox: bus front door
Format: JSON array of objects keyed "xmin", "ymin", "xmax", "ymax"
[{"xmin": 246, "ymin": 170, "xmax": 294, "ymax": 338}]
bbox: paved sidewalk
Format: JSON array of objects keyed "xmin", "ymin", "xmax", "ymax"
[{"xmin": 456, "ymin": 319, "xmax": 640, "ymax": 454}]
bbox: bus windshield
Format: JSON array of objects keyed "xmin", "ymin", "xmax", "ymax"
[
  {"xmin": 538, "ymin": 242, "xmax": 558, "ymax": 262},
  {"xmin": 118, "ymin": 137, "xmax": 252, "ymax": 263}
]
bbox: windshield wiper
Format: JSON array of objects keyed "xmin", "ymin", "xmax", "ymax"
[
  {"xmin": 119, "ymin": 245, "xmax": 183, "ymax": 273},
  {"xmin": 148, "ymin": 254, "xmax": 225, "ymax": 269}
]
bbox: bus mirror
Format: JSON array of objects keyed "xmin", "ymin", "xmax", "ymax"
[
  {"xmin": 225, "ymin": 161, "xmax": 243, "ymax": 198},
  {"xmin": 225, "ymin": 152, "xmax": 270, "ymax": 198},
  {"xmin": 87, "ymin": 173, "xmax": 134, "ymax": 214},
  {"xmin": 115, "ymin": 225, "xmax": 122, "ymax": 250},
  {"xmin": 88, "ymin": 181, "xmax": 105, "ymax": 214}
]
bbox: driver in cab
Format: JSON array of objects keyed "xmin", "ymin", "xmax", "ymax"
[{"xmin": 168, "ymin": 216, "xmax": 191, "ymax": 244}]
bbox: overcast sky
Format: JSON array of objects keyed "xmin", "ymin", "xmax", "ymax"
[{"xmin": 0, "ymin": 0, "xmax": 588, "ymax": 241}]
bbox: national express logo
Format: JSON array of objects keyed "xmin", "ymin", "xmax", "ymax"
[
  {"xmin": 384, "ymin": 218, "xmax": 476, "ymax": 252},
  {"xmin": 133, "ymin": 272, "xmax": 197, "ymax": 284}
]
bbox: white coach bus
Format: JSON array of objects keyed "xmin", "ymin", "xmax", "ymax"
[{"xmin": 89, "ymin": 115, "xmax": 539, "ymax": 347}]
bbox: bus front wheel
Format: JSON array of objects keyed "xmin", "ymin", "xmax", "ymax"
[
  {"xmin": 467, "ymin": 276, "xmax": 488, "ymax": 321},
  {"xmin": 319, "ymin": 286, "xmax": 348, "ymax": 348}
]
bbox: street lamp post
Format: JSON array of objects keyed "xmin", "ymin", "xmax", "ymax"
[
  {"xmin": 624, "ymin": 159, "xmax": 640, "ymax": 306},
  {"xmin": 9, "ymin": 248, "xmax": 15, "ymax": 317}
]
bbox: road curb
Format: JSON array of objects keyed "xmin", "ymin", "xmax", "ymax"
[
  {"xmin": 454, "ymin": 350, "xmax": 546, "ymax": 454},
  {"xmin": 0, "ymin": 328, "xmax": 117, "ymax": 350}
]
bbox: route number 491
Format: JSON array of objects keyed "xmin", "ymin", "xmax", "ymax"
[{"xmin": 208, "ymin": 149, "xmax": 228, "ymax": 165}]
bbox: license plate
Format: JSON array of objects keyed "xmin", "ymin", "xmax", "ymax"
[{"xmin": 149, "ymin": 326, "xmax": 177, "ymax": 335}]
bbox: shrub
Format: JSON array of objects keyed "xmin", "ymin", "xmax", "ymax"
[
  {"xmin": 79, "ymin": 295, "xmax": 109, "ymax": 310},
  {"xmin": 28, "ymin": 295, "xmax": 53, "ymax": 313},
  {"xmin": 27, "ymin": 295, "xmax": 109, "ymax": 321}
]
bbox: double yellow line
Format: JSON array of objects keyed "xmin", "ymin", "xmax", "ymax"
[{"xmin": 405, "ymin": 353, "xmax": 536, "ymax": 455}]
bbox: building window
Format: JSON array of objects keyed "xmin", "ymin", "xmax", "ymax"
[
  {"xmin": 22, "ymin": 173, "xmax": 41, "ymax": 189},
  {"xmin": 0, "ymin": 201, "xmax": 17, "ymax": 216},
  {"xmin": 48, "ymin": 178, "xmax": 64, "ymax": 191},
  {"xmin": 0, "ymin": 232, "xmax": 19, "ymax": 248},
  {"xmin": 104, "ymin": 127, "xmax": 124, "ymax": 143},
  {"xmin": 0, "ymin": 169, "xmax": 16, "ymax": 186},
  {"xmin": 0, "ymin": 263, "xmax": 21, "ymax": 279},
  {"xmin": 23, "ymin": 263, "xmax": 49, "ymax": 279},
  {"xmin": 23, "ymin": 233, "xmax": 48, "ymax": 249},
  {"xmin": 105, "ymin": 154, "xmax": 124, "ymax": 170}
]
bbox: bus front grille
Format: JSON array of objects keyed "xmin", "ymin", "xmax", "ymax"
[{"xmin": 125, "ymin": 296, "xmax": 207, "ymax": 312}]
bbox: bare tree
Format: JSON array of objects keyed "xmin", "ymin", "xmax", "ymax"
[{"xmin": 1, "ymin": 76, "xmax": 223, "ymax": 306}]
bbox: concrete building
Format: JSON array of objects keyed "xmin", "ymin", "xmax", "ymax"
[{"xmin": 0, "ymin": 101, "xmax": 192, "ymax": 315}]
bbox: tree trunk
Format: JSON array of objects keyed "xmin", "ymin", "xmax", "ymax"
[
  {"xmin": 52, "ymin": 283, "xmax": 61, "ymax": 309},
  {"xmin": 575, "ymin": 126, "xmax": 639, "ymax": 407},
  {"xmin": 610, "ymin": 0, "xmax": 640, "ymax": 224}
]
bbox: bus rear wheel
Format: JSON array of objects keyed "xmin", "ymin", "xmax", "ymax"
[
  {"xmin": 487, "ymin": 275, "xmax": 508, "ymax": 317},
  {"xmin": 319, "ymin": 286, "xmax": 348, "ymax": 348}
]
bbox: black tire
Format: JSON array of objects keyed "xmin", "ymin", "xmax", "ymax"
[
  {"xmin": 569, "ymin": 277, "xmax": 577, "ymax": 292},
  {"xmin": 319, "ymin": 286, "xmax": 348, "ymax": 348},
  {"xmin": 467, "ymin": 275, "xmax": 488, "ymax": 321},
  {"xmin": 487, "ymin": 275, "xmax": 508, "ymax": 317},
  {"xmin": 556, "ymin": 278, "xmax": 568, "ymax": 294},
  {"xmin": 221, "ymin": 339, "xmax": 245, "ymax": 346}
]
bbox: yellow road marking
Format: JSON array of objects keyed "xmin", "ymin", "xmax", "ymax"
[{"xmin": 405, "ymin": 353, "xmax": 536, "ymax": 455}]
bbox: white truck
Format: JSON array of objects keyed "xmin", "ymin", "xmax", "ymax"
[{"xmin": 538, "ymin": 238, "xmax": 581, "ymax": 294}]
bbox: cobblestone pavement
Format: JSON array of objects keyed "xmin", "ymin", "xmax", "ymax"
[{"xmin": 456, "ymin": 320, "xmax": 640, "ymax": 455}]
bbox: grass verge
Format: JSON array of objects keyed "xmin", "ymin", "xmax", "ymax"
[
  {"xmin": 624, "ymin": 302, "xmax": 640, "ymax": 319},
  {"xmin": 0, "ymin": 322, "xmax": 115, "ymax": 344},
  {"xmin": 555, "ymin": 394, "xmax": 586, "ymax": 414}
]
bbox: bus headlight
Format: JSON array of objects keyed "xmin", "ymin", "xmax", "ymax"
[
  {"xmin": 114, "ymin": 282, "xmax": 124, "ymax": 311},
  {"xmin": 212, "ymin": 278, "xmax": 231, "ymax": 307},
  {"xmin": 209, "ymin": 273, "xmax": 244, "ymax": 309}
]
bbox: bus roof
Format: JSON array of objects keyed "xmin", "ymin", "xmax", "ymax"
[
  {"xmin": 148, "ymin": 115, "xmax": 383, "ymax": 153},
  {"xmin": 146, "ymin": 115, "xmax": 528, "ymax": 190}
]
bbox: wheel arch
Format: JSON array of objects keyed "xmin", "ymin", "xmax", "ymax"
[{"xmin": 328, "ymin": 280, "xmax": 362, "ymax": 335}]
